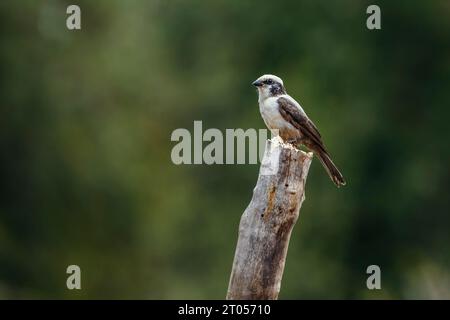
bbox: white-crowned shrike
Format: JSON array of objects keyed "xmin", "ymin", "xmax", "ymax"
[{"xmin": 253, "ymin": 74, "xmax": 346, "ymax": 187}]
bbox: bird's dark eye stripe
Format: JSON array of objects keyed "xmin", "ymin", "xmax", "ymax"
[{"xmin": 264, "ymin": 79, "xmax": 274, "ymax": 85}]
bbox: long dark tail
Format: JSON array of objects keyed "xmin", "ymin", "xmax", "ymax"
[{"xmin": 316, "ymin": 151, "xmax": 346, "ymax": 187}]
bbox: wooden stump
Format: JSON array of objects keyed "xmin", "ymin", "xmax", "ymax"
[{"xmin": 226, "ymin": 136, "xmax": 312, "ymax": 300}]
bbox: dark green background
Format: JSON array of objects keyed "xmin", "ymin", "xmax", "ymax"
[{"xmin": 0, "ymin": 0, "xmax": 449, "ymax": 299}]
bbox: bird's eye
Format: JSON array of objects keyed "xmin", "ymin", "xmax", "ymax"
[{"xmin": 266, "ymin": 79, "xmax": 273, "ymax": 85}]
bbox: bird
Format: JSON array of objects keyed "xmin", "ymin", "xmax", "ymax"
[{"xmin": 252, "ymin": 74, "xmax": 346, "ymax": 187}]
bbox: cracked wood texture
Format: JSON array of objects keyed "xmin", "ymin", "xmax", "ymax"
[{"xmin": 226, "ymin": 137, "xmax": 312, "ymax": 300}]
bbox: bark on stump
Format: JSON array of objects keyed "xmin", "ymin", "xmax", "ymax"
[{"xmin": 226, "ymin": 136, "xmax": 312, "ymax": 300}]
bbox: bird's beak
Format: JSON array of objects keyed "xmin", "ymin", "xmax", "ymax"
[{"xmin": 252, "ymin": 80, "xmax": 263, "ymax": 87}]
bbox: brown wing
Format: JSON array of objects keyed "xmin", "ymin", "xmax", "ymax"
[{"xmin": 277, "ymin": 97, "xmax": 327, "ymax": 154}]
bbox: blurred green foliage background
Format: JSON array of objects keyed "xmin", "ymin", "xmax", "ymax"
[{"xmin": 0, "ymin": 0, "xmax": 449, "ymax": 299}]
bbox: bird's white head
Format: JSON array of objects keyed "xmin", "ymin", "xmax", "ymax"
[{"xmin": 252, "ymin": 74, "xmax": 286, "ymax": 102}]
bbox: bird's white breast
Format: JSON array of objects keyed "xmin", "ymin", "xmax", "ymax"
[{"xmin": 259, "ymin": 95, "xmax": 297, "ymax": 134}]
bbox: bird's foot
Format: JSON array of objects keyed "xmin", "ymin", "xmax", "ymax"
[{"xmin": 285, "ymin": 138, "xmax": 298, "ymax": 146}]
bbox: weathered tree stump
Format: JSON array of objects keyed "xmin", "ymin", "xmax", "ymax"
[{"xmin": 226, "ymin": 136, "xmax": 312, "ymax": 300}]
